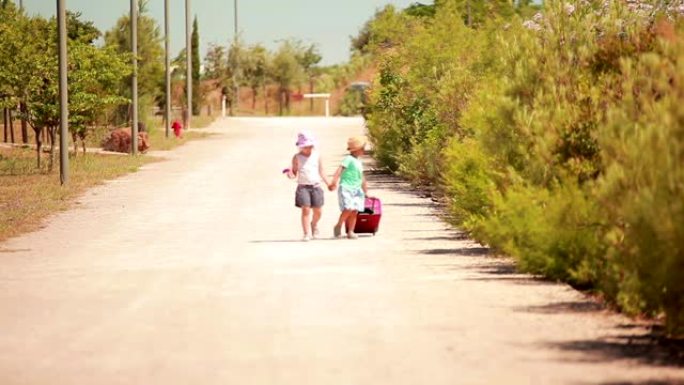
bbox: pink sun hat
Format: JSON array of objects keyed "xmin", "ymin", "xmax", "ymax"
[{"xmin": 295, "ymin": 131, "xmax": 316, "ymax": 148}]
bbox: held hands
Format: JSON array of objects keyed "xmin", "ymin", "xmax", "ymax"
[{"xmin": 328, "ymin": 182, "xmax": 337, "ymax": 191}]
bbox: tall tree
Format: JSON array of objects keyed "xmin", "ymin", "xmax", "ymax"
[
  {"xmin": 435, "ymin": 0, "xmax": 515, "ymax": 27},
  {"xmin": 226, "ymin": 39, "xmax": 244, "ymax": 115},
  {"xmin": 191, "ymin": 16, "xmax": 201, "ymax": 115},
  {"xmin": 204, "ymin": 43, "xmax": 227, "ymax": 81},
  {"xmin": 294, "ymin": 43, "xmax": 322, "ymax": 112},
  {"xmin": 104, "ymin": 0, "xmax": 164, "ymax": 126},
  {"xmin": 67, "ymin": 11, "xmax": 101, "ymax": 44},
  {"xmin": 0, "ymin": 2, "xmax": 19, "ymax": 143},
  {"xmin": 271, "ymin": 40, "xmax": 305, "ymax": 115},
  {"xmin": 241, "ymin": 44, "xmax": 269, "ymax": 111},
  {"xmin": 68, "ymin": 43, "xmax": 130, "ymax": 154}
]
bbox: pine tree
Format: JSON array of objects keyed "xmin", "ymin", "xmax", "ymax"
[{"xmin": 191, "ymin": 16, "xmax": 201, "ymax": 116}]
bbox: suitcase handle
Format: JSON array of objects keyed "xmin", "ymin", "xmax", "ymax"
[{"xmin": 366, "ymin": 197, "xmax": 379, "ymax": 212}]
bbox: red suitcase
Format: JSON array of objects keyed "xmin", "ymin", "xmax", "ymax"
[{"xmin": 354, "ymin": 197, "xmax": 382, "ymax": 235}]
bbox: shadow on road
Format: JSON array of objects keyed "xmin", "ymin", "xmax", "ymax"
[
  {"xmin": 591, "ymin": 381, "xmax": 684, "ymax": 385},
  {"xmin": 249, "ymin": 236, "xmax": 375, "ymax": 244},
  {"xmin": 545, "ymin": 332, "xmax": 684, "ymax": 368},
  {"xmin": 408, "ymin": 234, "xmax": 469, "ymax": 241},
  {"xmin": 250, "ymin": 238, "xmax": 342, "ymax": 244},
  {"xmin": 420, "ymin": 247, "xmax": 490, "ymax": 257},
  {"xmin": 367, "ymin": 159, "xmax": 684, "ymax": 377},
  {"xmin": 384, "ymin": 202, "xmax": 435, "ymax": 208},
  {"xmin": 515, "ymin": 301, "xmax": 605, "ymax": 314}
]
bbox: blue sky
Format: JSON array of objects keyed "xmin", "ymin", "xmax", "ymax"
[{"xmin": 23, "ymin": 0, "xmax": 428, "ymax": 65}]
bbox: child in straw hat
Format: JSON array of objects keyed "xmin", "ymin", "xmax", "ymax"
[{"xmin": 329, "ymin": 136, "xmax": 369, "ymax": 239}]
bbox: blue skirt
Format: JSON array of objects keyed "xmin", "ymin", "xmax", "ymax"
[{"xmin": 338, "ymin": 185, "xmax": 365, "ymax": 212}]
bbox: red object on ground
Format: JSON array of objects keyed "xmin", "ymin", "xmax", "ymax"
[
  {"xmin": 172, "ymin": 121, "xmax": 183, "ymax": 138},
  {"xmin": 102, "ymin": 128, "xmax": 150, "ymax": 153},
  {"xmin": 292, "ymin": 92, "xmax": 304, "ymax": 102},
  {"xmin": 354, "ymin": 197, "xmax": 382, "ymax": 235}
]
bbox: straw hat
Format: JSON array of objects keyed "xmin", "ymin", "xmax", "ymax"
[{"xmin": 347, "ymin": 136, "xmax": 367, "ymax": 151}]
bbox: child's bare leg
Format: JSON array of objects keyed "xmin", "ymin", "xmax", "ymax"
[
  {"xmin": 336, "ymin": 210, "xmax": 353, "ymax": 227},
  {"xmin": 301, "ymin": 207, "xmax": 312, "ymax": 236},
  {"xmin": 334, "ymin": 210, "xmax": 353, "ymax": 237},
  {"xmin": 346, "ymin": 211, "xmax": 359, "ymax": 238},
  {"xmin": 312, "ymin": 207, "xmax": 322, "ymax": 233}
]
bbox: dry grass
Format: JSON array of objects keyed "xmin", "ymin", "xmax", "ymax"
[
  {"xmin": 137, "ymin": 114, "xmax": 216, "ymax": 152},
  {"xmin": 146, "ymin": 130, "xmax": 211, "ymax": 151},
  {"xmin": 0, "ymin": 147, "xmax": 155, "ymax": 242},
  {"xmin": 147, "ymin": 114, "xmax": 217, "ymax": 131},
  {"xmin": 0, "ymin": 113, "xmax": 215, "ymax": 242}
]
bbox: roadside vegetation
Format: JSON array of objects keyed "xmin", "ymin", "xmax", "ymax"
[
  {"xmin": 356, "ymin": 0, "xmax": 684, "ymax": 336},
  {"xmin": 0, "ymin": 146, "xmax": 153, "ymax": 243},
  {"xmin": 202, "ymin": 36, "xmax": 372, "ymax": 117},
  {"xmin": 0, "ymin": 0, "xmax": 213, "ymax": 243}
]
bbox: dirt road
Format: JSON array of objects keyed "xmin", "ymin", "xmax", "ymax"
[{"xmin": 0, "ymin": 118, "xmax": 682, "ymax": 384}]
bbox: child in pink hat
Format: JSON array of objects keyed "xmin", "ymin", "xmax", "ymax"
[{"xmin": 289, "ymin": 131, "xmax": 332, "ymax": 241}]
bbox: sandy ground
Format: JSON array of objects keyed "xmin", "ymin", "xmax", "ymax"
[{"xmin": 0, "ymin": 117, "xmax": 682, "ymax": 385}]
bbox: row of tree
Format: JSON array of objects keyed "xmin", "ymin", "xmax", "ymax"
[
  {"xmin": 202, "ymin": 38, "xmax": 323, "ymax": 115},
  {"xmin": 0, "ymin": 1, "xmax": 130, "ymax": 167},
  {"xmin": 1, "ymin": 0, "xmax": 363, "ymax": 168},
  {"xmin": 360, "ymin": 0, "xmax": 684, "ymax": 335}
]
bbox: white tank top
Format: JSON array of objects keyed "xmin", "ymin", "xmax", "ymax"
[{"xmin": 296, "ymin": 151, "xmax": 321, "ymax": 186}]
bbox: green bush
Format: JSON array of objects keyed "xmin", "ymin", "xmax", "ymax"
[
  {"xmin": 477, "ymin": 183, "xmax": 605, "ymax": 287},
  {"xmin": 360, "ymin": 0, "xmax": 684, "ymax": 335},
  {"xmin": 596, "ymin": 36, "xmax": 684, "ymax": 334},
  {"xmin": 442, "ymin": 138, "xmax": 495, "ymax": 225}
]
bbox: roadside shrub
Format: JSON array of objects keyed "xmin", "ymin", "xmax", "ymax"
[
  {"xmin": 477, "ymin": 183, "xmax": 605, "ymax": 287},
  {"xmin": 362, "ymin": 0, "xmax": 684, "ymax": 335},
  {"xmin": 442, "ymin": 138, "xmax": 495, "ymax": 226},
  {"xmin": 596, "ymin": 33, "xmax": 684, "ymax": 334}
]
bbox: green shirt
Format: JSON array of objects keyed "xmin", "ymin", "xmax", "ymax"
[{"xmin": 340, "ymin": 155, "xmax": 363, "ymax": 188}]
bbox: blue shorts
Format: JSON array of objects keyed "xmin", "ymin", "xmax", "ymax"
[{"xmin": 338, "ymin": 185, "xmax": 365, "ymax": 212}]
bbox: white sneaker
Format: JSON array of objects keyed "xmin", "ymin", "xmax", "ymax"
[
  {"xmin": 312, "ymin": 227, "xmax": 320, "ymax": 239},
  {"xmin": 302, "ymin": 234, "xmax": 311, "ymax": 242}
]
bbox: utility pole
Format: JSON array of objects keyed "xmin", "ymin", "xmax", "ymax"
[
  {"xmin": 233, "ymin": 0, "xmax": 238, "ymax": 115},
  {"xmin": 164, "ymin": 0, "xmax": 171, "ymax": 138},
  {"xmin": 19, "ymin": 1, "xmax": 27, "ymax": 145},
  {"xmin": 185, "ymin": 0, "xmax": 192, "ymax": 129},
  {"xmin": 57, "ymin": 0, "xmax": 69, "ymax": 185},
  {"xmin": 130, "ymin": 0, "xmax": 139, "ymax": 155}
]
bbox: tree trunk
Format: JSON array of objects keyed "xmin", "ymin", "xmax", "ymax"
[
  {"xmin": 467, "ymin": 0, "xmax": 472, "ymax": 27},
  {"xmin": 9, "ymin": 108, "xmax": 15, "ymax": 144},
  {"xmin": 82, "ymin": 135, "xmax": 87, "ymax": 155},
  {"xmin": 72, "ymin": 132, "xmax": 78, "ymax": 156},
  {"xmin": 285, "ymin": 90, "xmax": 291, "ymax": 114},
  {"xmin": 3, "ymin": 108, "xmax": 7, "ymax": 143},
  {"xmin": 20, "ymin": 103, "xmax": 28, "ymax": 144},
  {"xmin": 279, "ymin": 89, "xmax": 284, "ymax": 116},
  {"xmin": 47, "ymin": 126, "xmax": 55, "ymax": 172},
  {"xmin": 34, "ymin": 127, "xmax": 42, "ymax": 169},
  {"xmin": 252, "ymin": 87, "xmax": 257, "ymax": 110},
  {"xmin": 309, "ymin": 79, "xmax": 314, "ymax": 113},
  {"xmin": 264, "ymin": 84, "xmax": 269, "ymax": 115}
]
